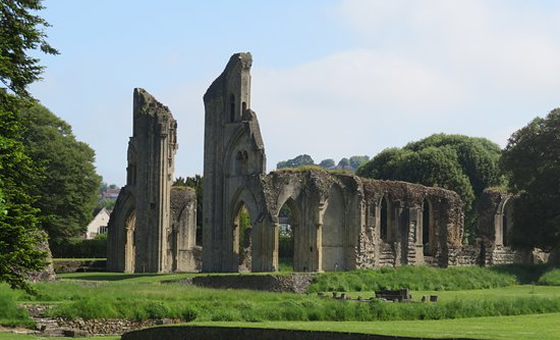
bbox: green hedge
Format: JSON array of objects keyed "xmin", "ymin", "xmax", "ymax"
[{"xmin": 51, "ymin": 237, "xmax": 106, "ymax": 258}]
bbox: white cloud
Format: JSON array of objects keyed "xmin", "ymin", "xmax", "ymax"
[{"xmin": 247, "ymin": 0, "xmax": 560, "ymax": 169}]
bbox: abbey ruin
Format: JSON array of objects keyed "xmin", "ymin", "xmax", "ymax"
[{"xmin": 107, "ymin": 53, "xmax": 532, "ymax": 273}]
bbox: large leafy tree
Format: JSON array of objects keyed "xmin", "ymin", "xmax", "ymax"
[
  {"xmin": 0, "ymin": 96, "xmax": 45, "ymax": 292},
  {"xmin": 357, "ymin": 134, "xmax": 504, "ymax": 241},
  {"xmin": 500, "ymin": 109, "xmax": 560, "ymax": 251},
  {"xmin": 21, "ymin": 103, "xmax": 101, "ymax": 244},
  {"xmin": 0, "ymin": 0, "xmax": 58, "ymax": 291}
]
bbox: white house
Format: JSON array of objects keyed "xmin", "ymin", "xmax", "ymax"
[{"xmin": 85, "ymin": 208, "xmax": 111, "ymax": 239}]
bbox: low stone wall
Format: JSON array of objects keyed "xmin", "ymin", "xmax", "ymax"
[
  {"xmin": 52, "ymin": 260, "xmax": 106, "ymax": 273},
  {"xmin": 188, "ymin": 273, "xmax": 315, "ymax": 293},
  {"xmin": 122, "ymin": 325, "xmax": 480, "ymax": 340}
]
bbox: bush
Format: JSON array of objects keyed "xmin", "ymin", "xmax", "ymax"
[
  {"xmin": 538, "ymin": 269, "xmax": 560, "ymax": 286},
  {"xmin": 144, "ymin": 301, "xmax": 171, "ymax": 319},
  {"xmin": 181, "ymin": 305, "xmax": 198, "ymax": 322}
]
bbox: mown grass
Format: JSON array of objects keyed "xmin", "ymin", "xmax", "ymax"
[
  {"xmin": 0, "ymin": 334, "xmax": 118, "ymax": 340},
  {"xmin": 191, "ymin": 312, "xmax": 560, "ymax": 340}
]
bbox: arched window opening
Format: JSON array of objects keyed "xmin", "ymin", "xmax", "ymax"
[
  {"xmin": 229, "ymin": 94, "xmax": 236, "ymax": 122},
  {"xmin": 278, "ymin": 202, "xmax": 295, "ymax": 272},
  {"xmin": 422, "ymin": 198, "xmax": 435, "ymax": 256},
  {"xmin": 233, "ymin": 203, "xmax": 252, "ymax": 271},
  {"xmin": 380, "ymin": 197, "xmax": 389, "ymax": 242},
  {"xmin": 233, "ymin": 150, "xmax": 249, "ymax": 175}
]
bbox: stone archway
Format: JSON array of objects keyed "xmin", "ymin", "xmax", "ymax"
[
  {"xmin": 498, "ymin": 197, "xmax": 514, "ymax": 246},
  {"xmin": 124, "ymin": 210, "xmax": 136, "ymax": 273}
]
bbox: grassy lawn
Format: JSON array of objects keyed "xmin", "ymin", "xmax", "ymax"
[
  {"xmin": 190, "ymin": 312, "xmax": 560, "ymax": 340},
  {"xmin": 1, "ymin": 266, "xmax": 559, "ymax": 339},
  {"xmin": 349, "ymin": 284, "xmax": 560, "ymax": 302}
]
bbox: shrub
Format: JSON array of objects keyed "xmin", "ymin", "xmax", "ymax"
[
  {"xmin": 51, "ymin": 237, "xmax": 106, "ymax": 258},
  {"xmin": 144, "ymin": 301, "xmax": 170, "ymax": 319},
  {"xmin": 538, "ymin": 269, "xmax": 560, "ymax": 286}
]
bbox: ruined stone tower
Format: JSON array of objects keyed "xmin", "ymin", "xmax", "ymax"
[
  {"xmin": 107, "ymin": 88, "xmax": 181, "ymax": 273},
  {"xmin": 202, "ymin": 52, "xmax": 269, "ymax": 272}
]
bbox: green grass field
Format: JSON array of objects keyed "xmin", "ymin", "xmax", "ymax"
[
  {"xmin": 1, "ymin": 265, "xmax": 560, "ymax": 339},
  {"xmin": 190, "ymin": 312, "xmax": 560, "ymax": 340}
]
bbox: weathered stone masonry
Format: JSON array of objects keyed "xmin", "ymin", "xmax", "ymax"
[
  {"xmin": 108, "ymin": 52, "xmax": 529, "ymax": 273},
  {"xmin": 107, "ymin": 89, "xmax": 198, "ymax": 273},
  {"xmin": 201, "ymin": 53, "xmax": 465, "ymax": 273}
]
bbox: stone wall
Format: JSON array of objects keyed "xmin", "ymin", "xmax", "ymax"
[
  {"xmin": 189, "ymin": 273, "xmax": 315, "ymax": 293},
  {"xmin": 52, "ymin": 260, "xmax": 106, "ymax": 273}
]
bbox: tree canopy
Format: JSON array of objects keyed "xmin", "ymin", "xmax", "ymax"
[
  {"xmin": 500, "ymin": 109, "xmax": 560, "ymax": 251},
  {"xmin": 276, "ymin": 154, "xmax": 315, "ymax": 169},
  {"xmin": 21, "ymin": 102, "xmax": 101, "ymax": 244},
  {"xmin": 0, "ymin": 0, "xmax": 58, "ymax": 291},
  {"xmin": 0, "ymin": 0, "xmax": 58, "ymax": 97},
  {"xmin": 0, "ymin": 96, "xmax": 46, "ymax": 292},
  {"xmin": 318, "ymin": 158, "xmax": 335, "ymax": 169},
  {"xmin": 357, "ymin": 134, "xmax": 504, "ymax": 241}
]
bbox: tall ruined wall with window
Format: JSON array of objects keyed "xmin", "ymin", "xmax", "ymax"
[
  {"xmin": 107, "ymin": 89, "xmax": 197, "ymax": 273},
  {"xmin": 202, "ymin": 53, "xmax": 270, "ymax": 272}
]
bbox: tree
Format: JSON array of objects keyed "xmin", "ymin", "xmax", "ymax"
[
  {"xmin": 357, "ymin": 134, "xmax": 503, "ymax": 242},
  {"xmin": 348, "ymin": 155, "xmax": 370, "ymax": 170},
  {"xmin": 276, "ymin": 154, "xmax": 315, "ymax": 169},
  {"xmin": 318, "ymin": 158, "xmax": 335, "ymax": 169},
  {"xmin": 337, "ymin": 157, "xmax": 350, "ymax": 169},
  {"xmin": 0, "ymin": 96, "xmax": 46, "ymax": 292},
  {"xmin": 501, "ymin": 109, "xmax": 560, "ymax": 251},
  {"xmin": 20, "ymin": 103, "xmax": 101, "ymax": 245},
  {"xmin": 0, "ymin": 0, "xmax": 58, "ymax": 292},
  {"xmin": 1, "ymin": 0, "xmax": 58, "ymax": 97}
]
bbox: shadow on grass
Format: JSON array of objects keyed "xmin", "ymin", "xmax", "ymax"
[
  {"xmin": 489, "ymin": 263, "xmax": 556, "ymax": 284},
  {"xmin": 59, "ymin": 273, "xmax": 162, "ymax": 281}
]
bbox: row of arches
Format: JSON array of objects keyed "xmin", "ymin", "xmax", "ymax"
[{"xmin": 229, "ymin": 187, "xmax": 439, "ymax": 272}]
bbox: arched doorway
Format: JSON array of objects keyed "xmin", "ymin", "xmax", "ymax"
[
  {"xmin": 501, "ymin": 198, "xmax": 514, "ymax": 246},
  {"xmin": 422, "ymin": 198, "xmax": 436, "ymax": 256},
  {"xmin": 277, "ymin": 198, "xmax": 300, "ymax": 271},
  {"xmin": 232, "ymin": 202, "xmax": 252, "ymax": 272},
  {"xmin": 322, "ymin": 186, "xmax": 345, "ymax": 271},
  {"xmin": 124, "ymin": 210, "xmax": 136, "ymax": 273}
]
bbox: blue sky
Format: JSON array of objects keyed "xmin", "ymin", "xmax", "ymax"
[{"xmin": 30, "ymin": 0, "xmax": 560, "ymax": 186}]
